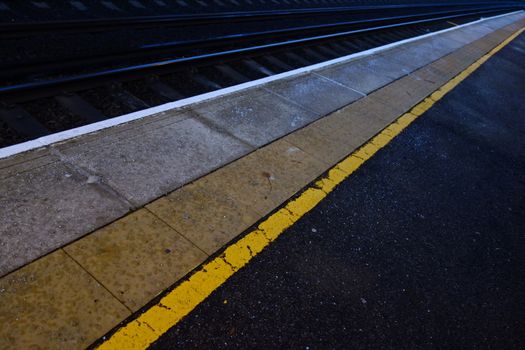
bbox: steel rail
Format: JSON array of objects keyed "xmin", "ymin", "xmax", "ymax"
[
  {"xmin": 0, "ymin": 2, "xmax": 520, "ymax": 35},
  {"xmin": 141, "ymin": 6, "xmax": 509, "ymax": 50},
  {"xmin": 0, "ymin": 7, "xmax": 518, "ymax": 102},
  {"xmin": 0, "ymin": 5, "xmax": 515, "ymax": 78}
]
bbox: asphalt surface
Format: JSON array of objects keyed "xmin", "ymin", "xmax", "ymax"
[{"xmin": 149, "ymin": 34, "xmax": 525, "ymax": 349}]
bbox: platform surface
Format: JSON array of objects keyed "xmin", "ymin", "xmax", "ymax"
[{"xmin": 0, "ymin": 11, "xmax": 524, "ymax": 350}]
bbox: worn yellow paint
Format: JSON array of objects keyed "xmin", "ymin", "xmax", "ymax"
[
  {"xmin": 411, "ymin": 97, "xmax": 436, "ymax": 116},
  {"xmin": 353, "ymin": 142, "xmax": 379, "ymax": 159},
  {"xmin": 286, "ymin": 188, "xmax": 326, "ymax": 219},
  {"xmin": 257, "ymin": 209, "xmax": 294, "ymax": 241},
  {"xmin": 336, "ymin": 155, "xmax": 365, "ymax": 174},
  {"xmin": 97, "ymin": 26, "xmax": 525, "ymax": 350},
  {"xmin": 370, "ymin": 132, "xmax": 392, "ymax": 148}
]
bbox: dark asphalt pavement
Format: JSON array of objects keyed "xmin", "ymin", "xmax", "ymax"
[{"xmin": 149, "ymin": 34, "xmax": 525, "ymax": 349}]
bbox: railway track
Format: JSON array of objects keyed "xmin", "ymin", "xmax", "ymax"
[
  {"xmin": 0, "ymin": 3, "xmax": 522, "ymax": 149},
  {"xmin": 0, "ymin": 5, "xmax": 516, "ymax": 80},
  {"xmin": 0, "ymin": 2, "xmax": 516, "ymax": 35}
]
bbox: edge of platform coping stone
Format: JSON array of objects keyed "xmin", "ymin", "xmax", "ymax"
[{"xmin": 0, "ymin": 10, "xmax": 522, "ymax": 161}]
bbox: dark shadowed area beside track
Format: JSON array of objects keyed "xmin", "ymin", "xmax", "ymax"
[
  {"xmin": 149, "ymin": 33, "xmax": 525, "ymax": 350},
  {"xmin": 1, "ymin": 1, "xmax": 522, "ymax": 22}
]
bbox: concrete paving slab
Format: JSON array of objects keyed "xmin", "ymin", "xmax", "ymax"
[
  {"xmin": 442, "ymin": 25, "xmax": 491, "ymax": 45},
  {"xmin": 284, "ymin": 123, "xmax": 349, "ymax": 166},
  {"xmin": 0, "ymin": 161, "xmax": 130, "ymax": 277},
  {"xmin": 316, "ymin": 53, "xmax": 408, "ymax": 95},
  {"xmin": 192, "ymin": 88, "xmax": 318, "ymax": 147},
  {"xmin": 478, "ymin": 20, "xmax": 505, "ymax": 32},
  {"xmin": 344, "ymin": 94, "xmax": 408, "ymax": 125},
  {"xmin": 450, "ymin": 44, "xmax": 487, "ymax": 67},
  {"xmin": 286, "ymin": 96, "xmax": 397, "ymax": 167},
  {"xmin": 56, "ymin": 109, "xmax": 190, "ymax": 151},
  {"xmin": 480, "ymin": 13, "xmax": 523, "ymax": 32},
  {"xmin": 504, "ymin": 17, "xmax": 525, "ymax": 33},
  {"xmin": 487, "ymin": 30, "xmax": 515, "ymax": 46},
  {"xmin": 201, "ymin": 139, "xmax": 326, "ymax": 217},
  {"xmin": 411, "ymin": 64, "xmax": 453, "ymax": 88},
  {"xmin": 265, "ymin": 73, "xmax": 363, "ymax": 116},
  {"xmin": 284, "ymin": 104, "xmax": 379, "ymax": 167},
  {"xmin": 427, "ymin": 51, "xmax": 472, "ymax": 80},
  {"xmin": 285, "ymin": 86, "xmax": 411, "ymax": 166},
  {"xmin": 386, "ymin": 36, "xmax": 464, "ymax": 72},
  {"xmin": 464, "ymin": 21, "xmax": 495, "ymax": 36},
  {"xmin": 370, "ymin": 74, "xmax": 440, "ymax": 116},
  {"xmin": 491, "ymin": 19, "xmax": 525, "ymax": 41},
  {"xmin": 64, "ymin": 209, "xmax": 207, "ymax": 312},
  {"xmin": 468, "ymin": 34, "xmax": 500, "ymax": 53},
  {"xmin": 0, "ymin": 147, "xmax": 55, "ymax": 180},
  {"xmin": 0, "ymin": 250, "xmax": 130, "ymax": 349},
  {"xmin": 147, "ymin": 177, "xmax": 261, "ymax": 255},
  {"xmin": 61, "ymin": 117, "xmax": 252, "ymax": 206}
]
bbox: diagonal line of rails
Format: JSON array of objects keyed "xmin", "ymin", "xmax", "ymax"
[
  {"xmin": 0, "ymin": 6, "xmax": 514, "ymax": 76},
  {"xmin": 0, "ymin": 2, "xmax": 519, "ymax": 36},
  {"xmin": 0, "ymin": 5, "xmax": 522, "ymax": 103}
]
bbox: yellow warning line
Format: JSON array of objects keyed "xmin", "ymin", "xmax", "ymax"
[{"xmin": 97, "ymin": 27, "xmax": 525, "ymax": 350}]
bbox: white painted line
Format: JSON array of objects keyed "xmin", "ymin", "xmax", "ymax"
[{"xmin": 0, "ymin": 10, "xmax": 522, "ymax": 160}]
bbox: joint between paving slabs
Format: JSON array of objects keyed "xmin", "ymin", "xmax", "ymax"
[
  {"xmin": 144, "ymin": 207, "xmax": 211, "ymax": 258},
  {"xmin": 188, "ymin": 109, "xmax": 256, "ymax": 150},
  {"xmin": 61, "ymin": 247, "xmax": 134, "ymax": 314},
  {"xmin": 311, "ymin": 72, "xmax": 368, "ymax": 97},
  {"xmin": 261, "ymin": 86, "xmax": 350, "ymax": 118},
  {"xmin": 49, "ymin": 146, "xmax": 137, "ymax": 209}
]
